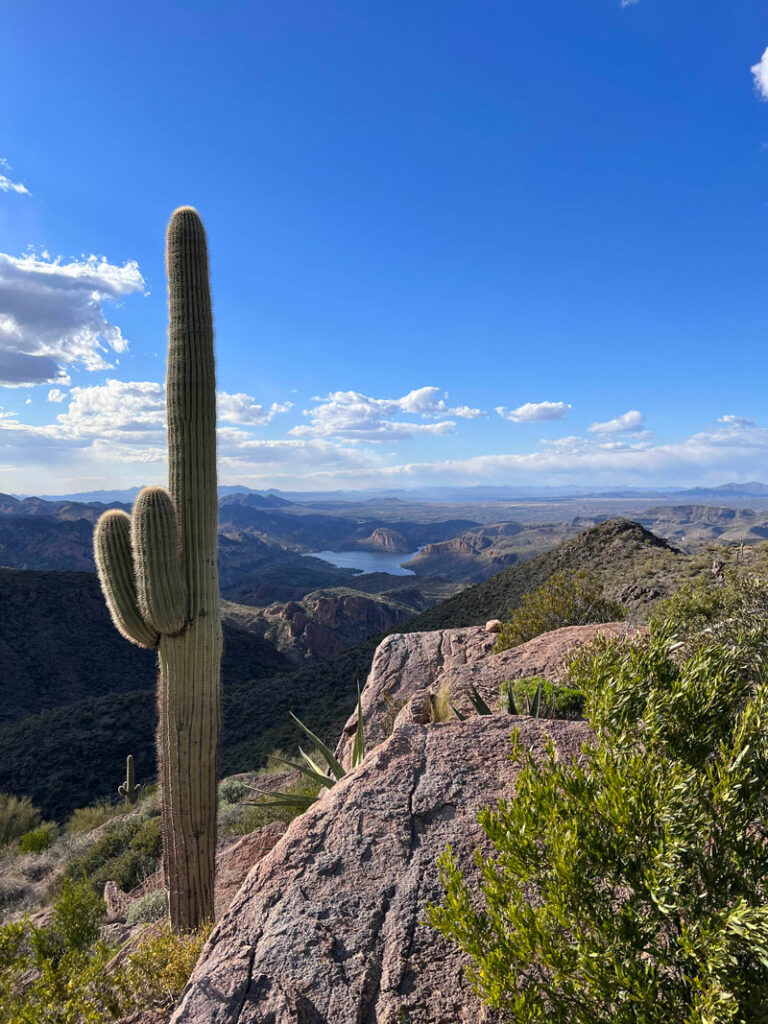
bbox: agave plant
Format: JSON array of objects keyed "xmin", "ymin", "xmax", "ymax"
[
  {"xmin": 453, "ymin": 681, "xmax": 545, "ymax": 720},
  {"xmin": 248, "ymin": 688, "xmax": 366, "ymax": 812}
]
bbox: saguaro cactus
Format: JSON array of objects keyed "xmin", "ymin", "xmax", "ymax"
[
  {"xmin": 118, "ymin": 754, "xmax": 142, "ymax": 804},
  {"xmin": 94, "ymin": 208, "xmax": 222, "ymax": 930}
]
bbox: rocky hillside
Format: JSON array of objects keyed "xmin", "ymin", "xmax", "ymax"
[
  {"xmin": 400, "ymin": 518, "xmax": 681, "ymax": 630},
  {"xmin": 634, "ymin": 504, "xmax": 768, "ymax": 549},
  {"xmin": 2, "ymin": 518, "xmax": 755, "ymax": 821},
  {"xmin": 223, "ymin": 586, "xmax": 437, "ymax": 664},
  {"xmin": 0, "ymin": 568, "xmax": 296, "ymax": 727}
]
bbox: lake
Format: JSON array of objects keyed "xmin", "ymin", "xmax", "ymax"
[{"xmin": 307, "ymin": 549, "xmax": 419, "ymax": 576}]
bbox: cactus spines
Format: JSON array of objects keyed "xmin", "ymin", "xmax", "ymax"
[
  {"xmin": 94, "ymin": 511, "xmax": 159, "ymax": 649},
  {"xmin": 94, "ymin": 207, "xmax": 222, "ymax": 930},
  {"xmin": 131, "ymin": 486, "xmax": 187, "ymax": 635},
  {"xmin": 118, "ymin": 754, "xmax": 142, "ymax": 804}
]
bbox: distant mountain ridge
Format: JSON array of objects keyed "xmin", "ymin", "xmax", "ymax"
[{"xmin": 19, "ymin": 481, "xmax": 768, "ymax": 504}]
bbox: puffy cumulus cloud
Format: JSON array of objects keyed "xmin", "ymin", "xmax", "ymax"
[
  {"xmin": 0, "ymin": 250, "xmax": 145, "ymax": 386},
  {"xmin": 292, "ymin": 386, "xmax": 482, "ymax": 442},
  {"xmin": 0, "ymin": 159, "xmax": 30, "ymax": 196},
  {"xmin": 496, "ymin": 401, "xmax": 571, "ymax": 423},
  {"xmin": 54, "ymin": 380, "xmax": 166, "ymax": 443},
  {"xmin": 38, "ymin": 380, "xmax": 293, "ymax": 444},
  {"xmin": 752, "ymin": 48, "xmax": 768, "ymax": 100},
  {"xmin": 396, "ymin": 387, "xmax": 484, "ymax": 419},
  {"xmin": 0, "ymin": 379, "xmax": 317, "ymax": 488},
  {"xmin": 588, "ymin": 409, "xmax": 646, "ymax": 434},
  {"xmin": 216, "ymin": 392, "xmax": 293, "ymax": 425}
]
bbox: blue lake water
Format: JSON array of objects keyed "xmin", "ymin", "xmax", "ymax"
[{"xmin": 307, "ymin": 549, "xmax": 419, "ymax": 576}]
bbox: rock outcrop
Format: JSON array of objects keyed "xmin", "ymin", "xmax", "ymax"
[
  {"xmin": 171, "ymin": 715, "xmax": 591, "ymax": 1024},
  {"xmin": 353, "ymin": 527, "xmax": 411, "ymax": 553},
  {"xmin": 336, "ymin": 621, "xmax": 634, "ymax": 767},
  {"xmin": 223, "ymin": 590, "xmax": 430, "ymax": 664}
]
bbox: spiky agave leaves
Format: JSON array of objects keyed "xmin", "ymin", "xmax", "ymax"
[{"xmin": 248, "ymin": 687, "xmax": 366, "ymax": 812}]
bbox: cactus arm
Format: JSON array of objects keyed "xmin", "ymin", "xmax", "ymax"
[
  {"xmin": 94, "ymin": 510, "xmax": 159, "ymax": 649},
  {"xmin": 131, "ymin": 486, "xmax": 187, "ymax": 635}
]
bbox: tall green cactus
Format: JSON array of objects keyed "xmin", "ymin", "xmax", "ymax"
[
  {"xmin": 94, "ymin": 207, "xmax": 222, "ymax": 930},
  {"xmin": 118, "ymin": 754, "xmax": 141, "ymax": 804}
]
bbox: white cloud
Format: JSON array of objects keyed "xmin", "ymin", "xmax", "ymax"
[
  {"xmin": 396, "ymin": 387, "xmax": 484, "ymax": 419},
  {"xmin": 496, "ymin": 401, "xmax": 571, "ymax": 423},
  {"xmin": 292, "ymin": 386, "xmax": 482, "ymax": 442},
  {"xmin": 0, "ymin": 159, "xmax": 30, "ymax": 196},
  {"xmin": 55, "ymin": 380, "xmax": 166, "ymax": 443},
  {"xmin": 5, "ymin": 389, "xmax": 768, "ymax": 494},
  {"xmin": 216, "ymin": 392, "xmax": 292, "ymax": 425},
  {"xmin": 236, "ymin": 417, "xmax": 768, "ymax": 489},
  {"xmin": 752, "ymin": 48, "xmax": 768, "ymax": 101},
  {"xmin": 47, "ymin": 388, "xmax": 66, "ymax": 403},
  {"xmin": 621, "ymin": 0, "xmax": 641, "ymax": 7},
  {"xmin": 717, "ymin": 414, "xmax": 755, "ymax": 429},
  {"xmin": 0, "ymin": 251, "xmax": 145, "ymax": 386},
  {"xmin": 588, "ymin": 409, "xmax": 645, "ymax": 434}
]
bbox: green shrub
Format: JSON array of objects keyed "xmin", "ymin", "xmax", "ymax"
[
  {"xmin": 0, "ymin": 916, "xmax": 209, "ymax": 1021},
  {"xmin": 500, "ymin": 676, "xmax": 585, "ymax": 719},
  {"xmin": 429, "ymin": 609, "xmax": 768, "ymax": 1022},
  {"xmin": 125, "ymin": 888, "xmax": 167, "ymax": 926},
  {"xmin": 52, "ymin": 876, "xmax": 105, "ymax": 951},
  {"xmin": 494, "ymin": 570, "xmax": 626, "ymax": 651},
  {"xmin": 0, "ymin": 793, "xmax": 41, "ymax": 846},
  {"xmin": 17, "ymin": 821, "xmax": 58, "ymax": 854},
  {"xmin": 66, "ymin": 812, "xmax": 162, "ymax": 895},
  {"xmin": 66, "ymin": 800, "xmax": 123, "ymax": 835},
  {"xmin": 218, "ymin": 777, "xmax": 250, "ymax": 804},
  {"xmin": 117, "ymin": 921, "xmax": 212, "ymax": 1010}
]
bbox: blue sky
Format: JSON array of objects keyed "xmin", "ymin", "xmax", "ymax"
[{"xmin": 2, "ymin": 0, "xmax": 768, "ymax": 493}]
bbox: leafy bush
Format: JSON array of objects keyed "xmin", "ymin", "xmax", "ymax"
[
  {"xmin": 66, "ymin": 800, "xmax": 124, "ymax": 835},
  {"xmin": 500, "ymin": 676, "xmax": 585, "ymax": 719},
  {"xmin": 119, "ymin": 921, "xmax": 211, "ymax": 1008},
  {"xmin": 429, "ymin": 588, "xmax": 768, "ymax": 1022},
  {"xmin": 66, "ymin": 812, "xmax": 162, "ymax": 895},
  {"xmin": 51, "ymin": 876, "xmax": 105, "ymax": 951},
  {"xmin": 0, "ymin": 793, "xmax": 41, "ymax": 846},
  {"xmin": 0, "ymin": 915, "xmax": 210, "ymax": 1022},
  {"xmin": 125, "ymin": 888, "xmax": 167, "ymax": 926},
  {"xmin": 17, "ymin": 821, "xmax": 58, "ymax": 854},
  {"xmin": 218, "ymin": 777, "xmax": 250, "ymax": 805},
  {"xmin": 494, "ymin": 570, "xmax": 626, "ymax": 651}
]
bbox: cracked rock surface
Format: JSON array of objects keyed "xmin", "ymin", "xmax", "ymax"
[
  {"xmin": 336, "ymin": 622, "xmax": 633, "ymax": 768},
  {"xmin": 171, "ymin": 715, "xmax": 591, "ymax": 1024}
]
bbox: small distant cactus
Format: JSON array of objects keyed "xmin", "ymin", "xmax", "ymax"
[
  {"xmin": 118, "ymin": 755, "xmax": 142, "ymax": 804},
  {"xmin": 94, "ymin": 208, "xmax": 222, "ymax": 931}
]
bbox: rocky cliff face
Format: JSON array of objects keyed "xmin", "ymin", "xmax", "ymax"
[
  {"xmin": 336, "ymin": 621, "xmax": 634, "ymax": 767},
  {"xmin": 353, "ymin": 526, "xmax": 411, "ymax": 553},
  {"xmin": 222, "ymin": 588, "xmax": 436, "ymax": 664},
  {"xmin": 171, "ymin": 715, "xmax": 591, "ymax": 1024}
]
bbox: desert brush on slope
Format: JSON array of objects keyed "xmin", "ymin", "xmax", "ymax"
[{"xmin": 429, "ymin": 569, "xmax": 768, "ymax": 1023}]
